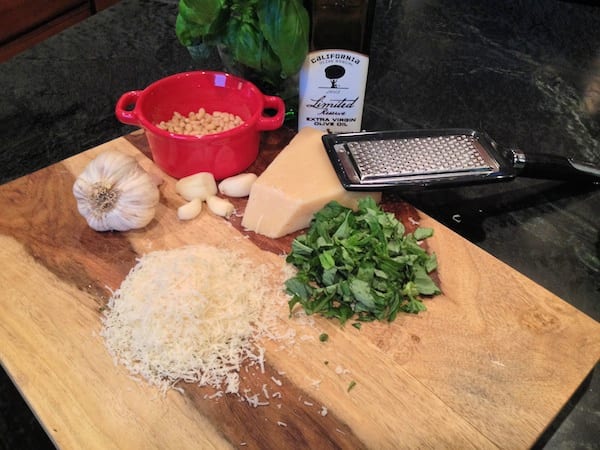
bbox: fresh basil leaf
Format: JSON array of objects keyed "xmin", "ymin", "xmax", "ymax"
[
  {"xmin": 413, "ymin": 266, "xmax": 441, "ymax": 296},
  {"xmin": 333, "ymin": 211, "xmax": 353, "ymax": 239},
  {"xmin": 176, "ymin": 14, "xmax": 211, "ymax": 46},
  {"xmin": 322, "ymin": 267, "xmax": 338, "ymax": 286},
  {"xmin": 319, "ymin": 250, "xmax": 336, "ymax": 270},
  {"xmin": 179, "ymin": 0, "xmax": 224, "ymax": 25},
  {"xmin": 289, "ymin": 238, "xmax": 313, "ymax": 258},
  {"xmin": 404, "ymin": 296, "xmax": 427, "ymax": 314},
  {"xmin": 425, "ymin": 253, "xmax": 438, "ymax": 273},
  {"xmin": 356, "ymin": 265, "xmax": 374, "ymax": 283},
  {"xmin": 256, "ymin": 0, "xmax": 309, "ymax": 77},
  {"xmin": 285, "ymin": 276, "xmax": 312, "ymax": 300},
  {"xmin": 414, "ymin": 227, "xmax": 434, "ymax": 241},
  {"xmin": 226, "ymin": 19, "xmax": 262, "ymax": 71},
  {"xmin": 349, "ymin": 278, "xmax": 376, "ymax": 309}
]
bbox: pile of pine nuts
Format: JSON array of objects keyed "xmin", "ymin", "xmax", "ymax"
[{"xmin": 157, "ymin": 108, "xmax": 244, "ymax": 136}]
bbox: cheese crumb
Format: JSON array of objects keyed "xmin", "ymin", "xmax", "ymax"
[
  {"xmin": 309, "ymin": 379, "xmax": 322, "ymax": 389},
  {"xmin": 335, "ymin": 365, "xmax": 350, "ymax": 375},
  {"xmin": 244, "ymin": 393, "xmax": 269, "ymax": 408}
]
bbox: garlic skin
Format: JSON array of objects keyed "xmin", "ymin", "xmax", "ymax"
[{"xmin": 73, "ymin": 151, "xmax": 160, "ymax": 231}]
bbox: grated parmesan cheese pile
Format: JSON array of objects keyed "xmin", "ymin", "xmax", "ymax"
[{"xmin": 101, "ymin": 244, "xmax": 290, "ymax": 394}]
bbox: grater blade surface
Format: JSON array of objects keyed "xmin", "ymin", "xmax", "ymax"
[
  {"xmin": 322, "ymin": 128, "xmax": 516, "ymax": 190},
  {"xmin": 346, "ymin": 134, "xmax": 498, "ymax": 181}
]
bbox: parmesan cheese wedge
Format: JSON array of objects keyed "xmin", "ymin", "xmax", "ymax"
[{"xmin": 241, "ymin": 127, "xmax": 382, "ymax": 238}]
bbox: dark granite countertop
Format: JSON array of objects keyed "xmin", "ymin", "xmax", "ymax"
[{"xmin": 0, "ymin": 0, "xmax": 598, "ymax": 448}]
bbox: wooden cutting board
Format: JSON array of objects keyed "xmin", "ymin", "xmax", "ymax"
[{"xmin": 0, "ymin": 129, "xmax": 598, "ymax": 450}]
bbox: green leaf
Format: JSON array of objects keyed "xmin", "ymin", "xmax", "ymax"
[
  {"xmin": 176, "ymin": 14, "xmax": 210, "ymax": 46},
  {"xmin": 357, "ymin": 196, "xmax": 378, "ymax": 212},
  {"xmin": 413, "ymin": 266, "xmax": 441, "ymax": 296},
  {"xmin": 178, "ymin": 0, "xmax": 224, "ymax": 25},
  {"xmin": 322, "ymin": 267, "xmax": 338, "ymax": 286},
  {"xmin": 256, "ymin": 0, "xmax": 309, "ymax": 77},
  {"xmin": 288, "ymin": 238, "xmax": 313, "ymax": 258},
  {"xmin": 413, "ymin": 227, "xmax": 434, "ymax": 241},
  {"xmin": 285, "ymin": 277, "xmax": 312, "ymax": 300},
  {"xmin": 424, "ymin": 253, "xmax": 438, "ymax": 273},
  {"xmin": 225, "ymin": 19, "xmax": 262, "ymax": 71},
  {"xmin": 404, "ymin": 297, "xmax": 427, "ymax": 314},
  {"xmin": 284, "ymin": 197, "xmax": 440, "ymax": 326},
  {"xmin": 349, "ymin": 278, "xmax": 376, "ymax": 309},
  {"xmin": 319, "ymin": 250, "xmax": 336, "ymax": 270},
  {"xmin": 333, "ymin": 210, "xmax": 353, "ymax": 239}
]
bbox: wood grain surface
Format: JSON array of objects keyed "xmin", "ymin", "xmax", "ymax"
[{"xmin": 0, "ymin": 129, "xmax": 598, "ymax": 450}]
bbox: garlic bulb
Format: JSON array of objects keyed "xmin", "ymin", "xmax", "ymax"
[{"xmin": 73, "ymin": 150, "xmax": 160, "ymax": 231}]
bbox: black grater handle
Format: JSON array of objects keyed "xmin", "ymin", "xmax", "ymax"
[{"xmin": 506, "ymin": 149, "xmax": 600, "ymax": 182}]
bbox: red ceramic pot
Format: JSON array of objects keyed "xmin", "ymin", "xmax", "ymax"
[{"xmin": 115, "ymin": 71, "xmax": 285, "ymax": 179}]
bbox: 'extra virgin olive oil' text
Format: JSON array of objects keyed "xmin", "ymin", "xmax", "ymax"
[{"xmin": 298, "ymin": 0, "xmax": 376, "ymax": 133}]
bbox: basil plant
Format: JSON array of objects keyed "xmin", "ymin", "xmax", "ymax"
[{"xmin": 176, "ymin": 0, "xmax": 310, "ymax": 89}]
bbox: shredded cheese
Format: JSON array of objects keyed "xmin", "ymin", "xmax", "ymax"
[{"xmin": 101, "ymin": 244, "xmax": 287, "ymax": 394}]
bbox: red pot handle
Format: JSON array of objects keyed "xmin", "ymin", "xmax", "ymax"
[
  {"xmin": 115, "ymin": 90, "xmax": 142, "ymax": 126},
  {"xmin": 257, "ymin": 95, "xmax": 285, "ymax": 131}
]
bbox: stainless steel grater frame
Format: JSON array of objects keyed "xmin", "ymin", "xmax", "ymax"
[{"xmin": 322, "ymin": 128, "xmax": 517, "ymax": 190}]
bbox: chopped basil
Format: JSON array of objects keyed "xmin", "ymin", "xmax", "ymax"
[{"xmin": 285, "ymin": 197, "xmax": 441, "ymax": 325}]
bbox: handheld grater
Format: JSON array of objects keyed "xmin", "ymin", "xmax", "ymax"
[{"xmin": 322, "ymin": 128, "xmax": 600, "ymax": 190}]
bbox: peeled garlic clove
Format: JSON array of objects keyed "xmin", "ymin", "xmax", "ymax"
[
  {"xmin": 206, "ymin": 195, "xmax": 234, "ymax": 218},
  {"xmin": 177, "ymin": 198, "xmax": 203, "ymax": 221},
  {"xmin": 218, "ymin": 173, "xmax": 257, "ymax": 198},
  {"xmin": 73, "ymin": 150, "xmax": 160, "ymax": 232},
  {"xmin": 175, "ymin": 172, "xmax": 217, "ymax": 201}
]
